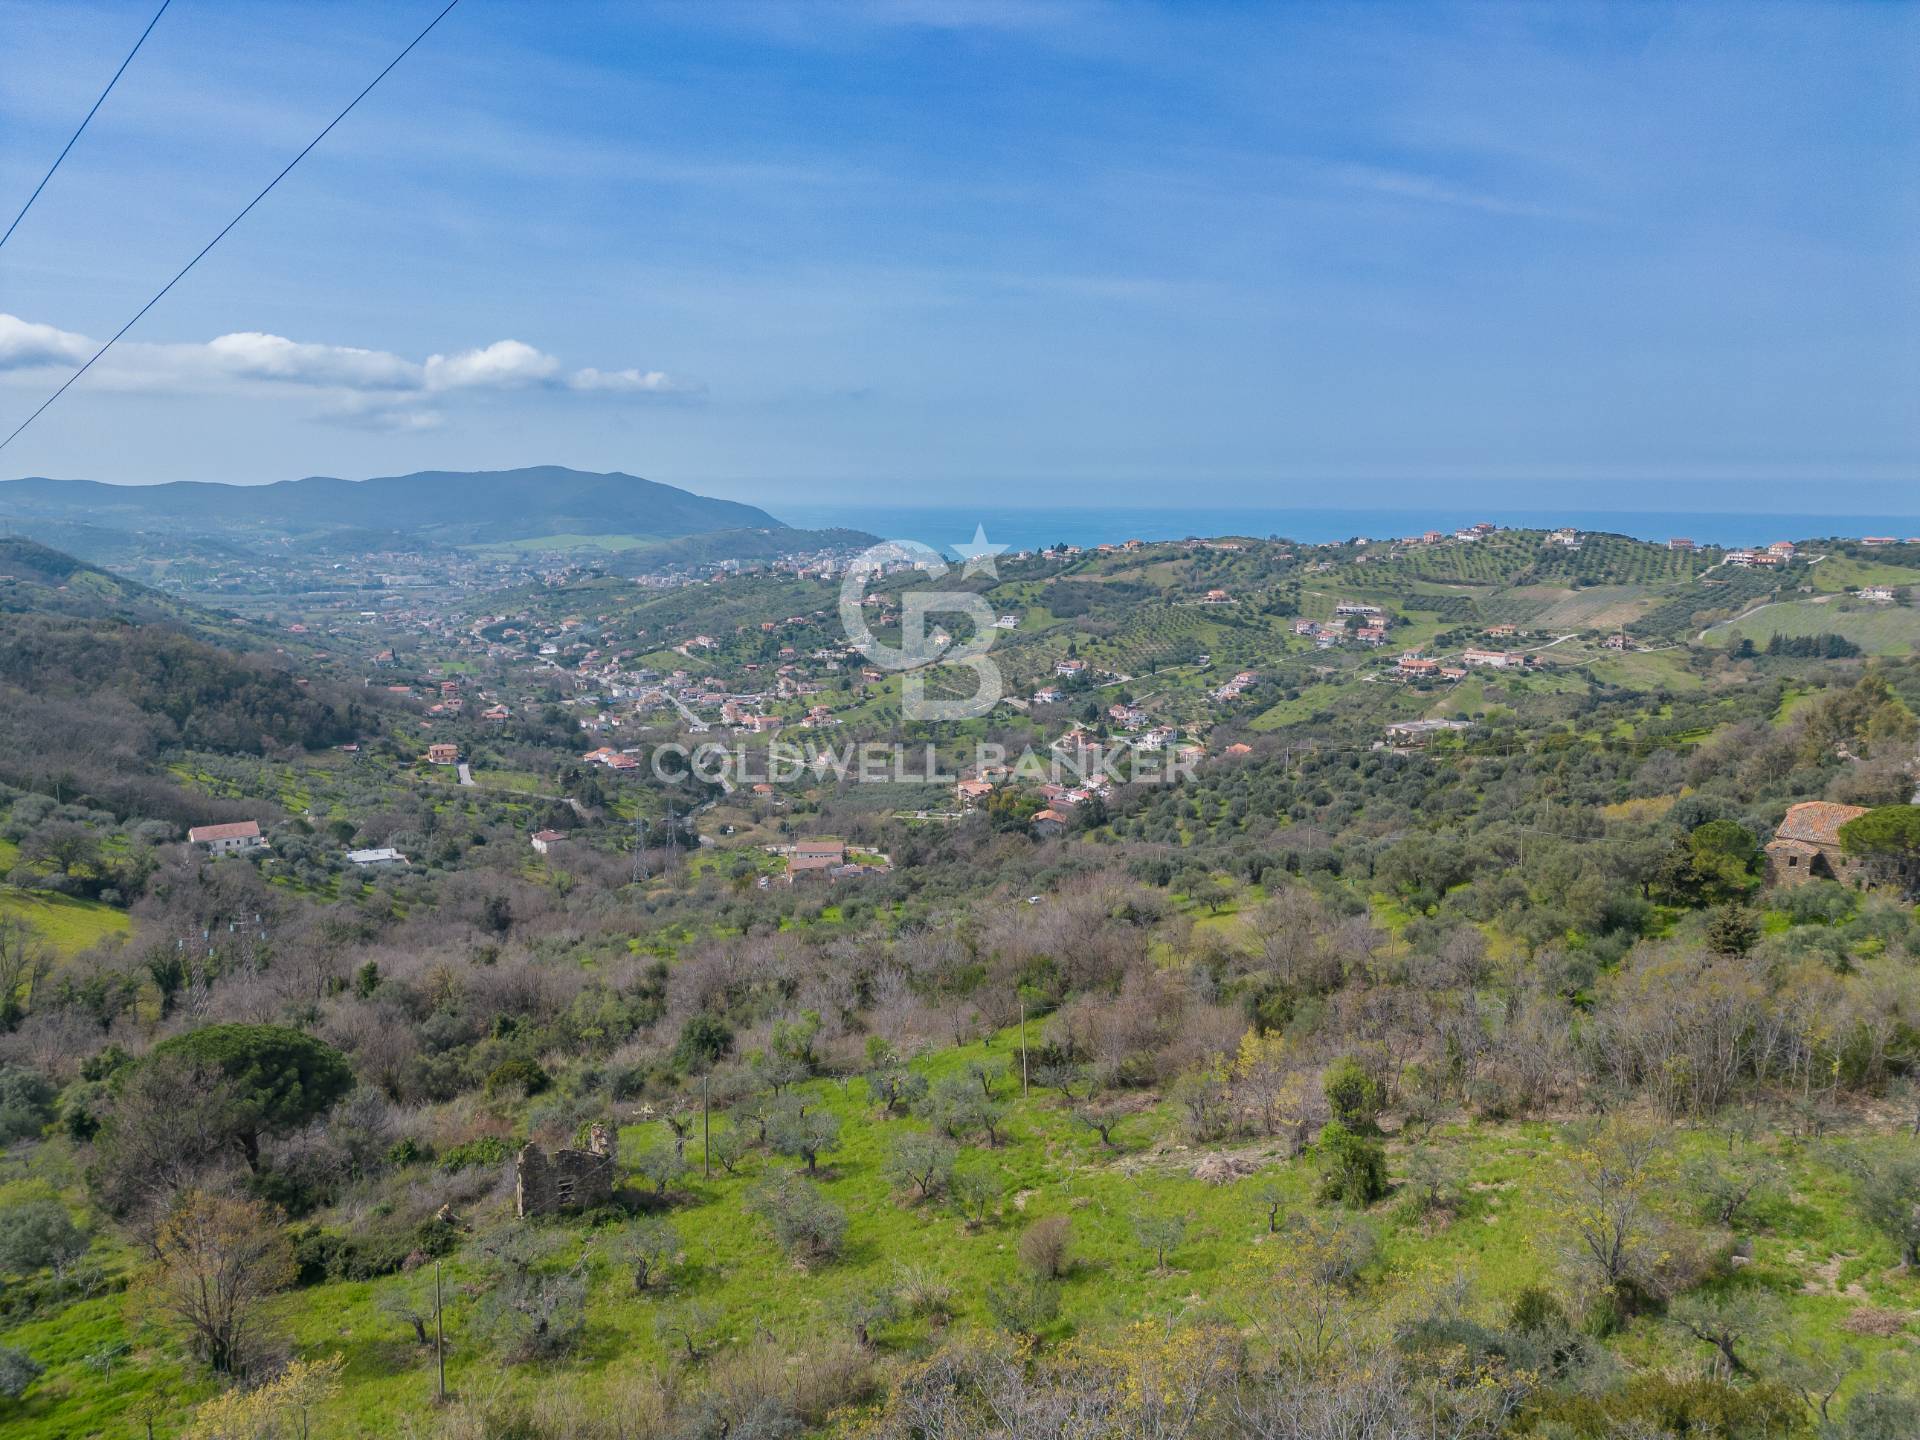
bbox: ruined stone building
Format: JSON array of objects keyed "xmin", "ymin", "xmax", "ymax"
[
  {"xmin": 1765, "ymin": 801, "xmax": 1870, "ymax": 887},
  {"xmin": 514, "ymin": 1123, "xmax": 616, "ymax": 1217}
]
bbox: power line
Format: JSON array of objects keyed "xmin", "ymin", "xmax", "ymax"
[
  {"xmin": 0, "ymin": 0, "xmax": 172, "ymax": 252},
  {"xmin": 0, "ymin": 0, "xmax": 464, "ymax": 457}
]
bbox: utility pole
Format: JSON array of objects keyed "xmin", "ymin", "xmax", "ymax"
[
  {"xmin": 1018, "ymin": 990, "xmax": 1029, "ymax": 1097},
  {"xmin": 434, "ymin": 1260, "xmax": 446, "ymax": 1403}
]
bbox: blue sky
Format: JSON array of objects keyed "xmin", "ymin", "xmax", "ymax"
[{"xmin": 1, "ymin": 0, "xmax": 1915, "ymax": 513}]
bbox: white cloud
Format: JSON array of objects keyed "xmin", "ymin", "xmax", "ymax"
[
  {"xmin": 204, "ymin": 332, "xmax": 420, "ymax": 390},
  {"xmin": 0, "ymin": 314, "xmax": 93, "ymax": 370},
  {"xmin": 423, "ymin": 339, "xmax": 562, "ymax": 391},
  {"xmin": 0, "ymin": 314, "xmax": 694, "ymax": 420},
  {"xmin": 569, "ymin": 366, "xmax": 685, "ymax": 394}
]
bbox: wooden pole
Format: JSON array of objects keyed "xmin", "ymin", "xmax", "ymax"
[
  {"xmin": 1018, "ymin": 992, "xmax": 1029, "ymax": 1098},
  {"xmin": 435, "ymin": 1260, "xmax": 446, "ymax": 1402}
]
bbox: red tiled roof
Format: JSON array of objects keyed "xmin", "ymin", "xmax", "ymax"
[
  {"xmin": 1774, "ymin": 801, "xmax": 1870, "ymax": 847},
  {"xmin": 1766, "ymin": 837, "xmax": 1820, "ymax": 858},
  {"xmin": 188, "ymin": 821, "xmax": 260, "ymax": 843}
]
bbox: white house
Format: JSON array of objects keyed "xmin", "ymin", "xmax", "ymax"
[
  {"xmin": 188, "ymin": 820, "xmax": 267, "ymax": 855},
  {"xmin": 347, "ymin": 847, "xmax": 407, "ymax": 868}
]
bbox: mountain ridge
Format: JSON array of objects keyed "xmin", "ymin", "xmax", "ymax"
[{"xmin": 0, "ymin": 465, "xmax": 787, "ymax": 546}]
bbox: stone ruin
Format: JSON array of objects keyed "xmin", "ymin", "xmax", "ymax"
[{"xmin": 514, "ymin": 1122, "xmax": 616, "ymax": 1218}]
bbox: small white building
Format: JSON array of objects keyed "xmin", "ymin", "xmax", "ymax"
[
  {"xmin": 530, "ymin": 830, "xmax": 565, "ymax": 854},
  {"xmin": 346, "ymin": 847, "xmax": 407, "ymax": 868}
]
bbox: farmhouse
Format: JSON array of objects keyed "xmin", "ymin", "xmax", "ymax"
[
  {"xmin": 1462, "ymin": 649, "xmax": 1529, "ymax": 670},
  {"xmin": 530, "ymin": 830, "xmax": 565, "ymax": 855},
  {"xmin": 955, "ymin": 778, "xmax": 994, "ymax": 808},
  {"xmin": 1765, "ymin": 801, "xmax": 1870, "ymax": 887},
  {"xmin": 187, "ymin": 820, "xmax": 266, "ymax": 855},
  {"xmin": 426, "ymin": 743, "xmax": 459, "ymax": 765},
  {"xmin": 786, "ymin": 839, "xmax": 847, "ymax": 881}
]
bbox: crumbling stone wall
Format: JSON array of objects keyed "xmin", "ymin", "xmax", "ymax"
[{"xmin": 514, "ymin": 1123, "xmax": 616, "ymax": 1217}]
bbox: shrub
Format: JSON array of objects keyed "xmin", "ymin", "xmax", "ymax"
[
  {"xmin": 385, "ymin": 1137, "xmax": 430, "ymax": 1167},
  {"xmin": 484, "ymin": 1059, "xmax": 551, "ymax": 1099},
  {"xmin": 1017, "ymin": 1215, "xmax": 1072, "ymax": 1279},
  {"xmin": 1322, "ymin": 1057, "xmax": 1383, "ymax": 1133},
  {"xmin": 440, "ymin": 1137, "xmax": 511, "ymax": 1174},
  {"xmin": 984, "ymin": 1273, "xmax": 1060, "ymax": 1339},
  {"xmin": 1704, "ymin": 904, "xmax": 1760, "ymax": 957},
  {"xmin": 0, "ymin": 1345, "xmax": 44, "ymax": 1401},
  {"xmin": 0, "ymin": 1199, "xmax": 86, "ymax": 1281},
  {"xmin": 1314, "ymin": 1122, "xmax": 1388, "ymax": 1208},
  {"xmin": 0, "ymin": 1066, "xmax": 56, "ymax": 1144},
  {"xmin": 673, "ymin": 1014, "xmax": 734, "ymax": 1072}
]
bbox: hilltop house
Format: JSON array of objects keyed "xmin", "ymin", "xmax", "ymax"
[
  {"xmin": 1462, "ymin": 649, "xmax": 1529, "ymax": 670},
  {"xmin": 1765, "ymin": 802, "xmax": 1870, "ymax": 887},
  {"xmin": 427, "ymin": 743, "xmax": 459, "ymax": 765},
  {"xmin": 188, "ymin": 820, "xmax": 266, "ymax": 855}
]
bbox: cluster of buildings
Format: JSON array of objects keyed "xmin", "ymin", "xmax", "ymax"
[
  {"xmin": 767, "ymin": 838, "xmax": 891, "ymax": 885},
  {"xmin": 1292, "ymin": 615, "xmax": 1388, "ymax": 648},
  {"xmin": 187, "ymin": 820, "xmax": 406, "ymax": 870},
  {"xmin": 1210, "ymin": 670, "xmax": 1261, "ymax": 702},
  {"xmin": 1395, "ymin": 653, "xmax": 1467, "ymax": 681},
  {"xmin": 1724, "ymin": 541, "xmax": 1797, "ymax": 568}
]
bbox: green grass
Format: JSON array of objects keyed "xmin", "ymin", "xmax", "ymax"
[
  {"xmin": 1706, "ymin": 598, "xmax": 1920, "ymax": 655},
  {"xmin": 1804, "ymin": 554, "xmax": 1920, "ymax": 594},
  {"xmin": 0, "ymin": 886, "xmax": 131, "ymax": 955}
]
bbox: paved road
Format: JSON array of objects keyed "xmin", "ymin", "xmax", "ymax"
[{"xmin": 456, "ymin": 763, "xmax": 475, "ymax": 787}]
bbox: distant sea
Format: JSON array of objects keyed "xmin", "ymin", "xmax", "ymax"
[{"xmin": 775, "ymin": 504, "xmax": 1920, "ymax": 556}]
